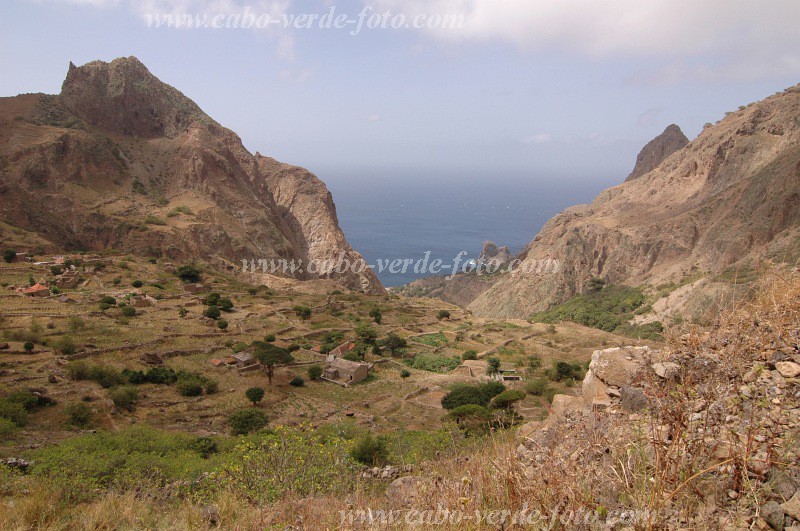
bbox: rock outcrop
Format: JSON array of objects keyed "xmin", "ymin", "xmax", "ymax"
[
  {"xmin": 625, "ymin": 124, "xmax": 689, "ymax": 182},
  {"xmin": 478, "ymin": 240, "xmax": 512, "ymax": 269},
  {"xmin": 0, "ymin": 57, "xmax": 383, "ymax": 293},
  {"xmin": 468, "ymin": 85, "xmax": 800, "ymax": 318}
]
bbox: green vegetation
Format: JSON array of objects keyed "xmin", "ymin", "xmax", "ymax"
[
  {"xmin": 245, "ymin": 387, "xmax": 265, "ymax": 405},
  {"xmin": 381, "ymin": 332, "xmax": 408, "ymax": 356},
  {"xmin": 405, "ymin": 353, "xmax": 460, "ymax": 373},
  {"xmin": 65, "ymin": 403, "xmax": 93, "ymax": 427},
  {"xmin": 2, "ymin": 248, "xmax": 16, "ymax": 263},
  {"xmin": 228, "ymin": 408, "xmax": 268, "ymax": 435},
  {"xmin": 462, "ymin": 349, "xmax": 478, "ymax": 360},
  {"xmin": 491, "ymin": 389, "xmax": 526, "ymax": 409},
  {"xmin": 308, "ymin": 365, "xmax": 323, "ymax": 380},
  {"xmin": 289, "ymin": 376, "xmax": 305, "ymax": 387},
  {"xmin": 369, "ymin": 306, "xmax": 382, "ymax": 324},
  {"xmin": 350, "ymin": 432, "xmax": 388, "ymax": 466},
  {"xmin": 204, "ymin": 306, "xmax": 221, "ymax": 319},
  {"xmin": 354, "ymin": 323, "xmax": 378, "ymax": 344},
  {"xmin": 252, "ymin": 341, "xmax": 293, "ymax": 384},
  {"xmin": 441, "ymin": 382, "xmax": 505, "ymax": 410},
  {"xmin": 144, "ymin": 215, "xmax": 166, "ymax": 226},
  {"xmin": 531, "ymin": 284, "xmax": 663, "ymax": 338},
  {"xmin": 411, "ymin": 332, "xmax": 449, "ymax": 347},
  {"xmin": 436, "ymin": 310, "xmax": 451, "ymax": 320},
  {"xmin": 131, "ymin": 279, "xmax": 143, "ymax": 288},
  {"xmin": 175, "ymin": 264, "xmax": 201, "ymax": 283},
  {"xmin": 109, "ymin": 386, "xmax": 139, "ymax": 411},
  {"xmin": 293, "ymin": 305, "xmax": 312, "ymax": 320}
]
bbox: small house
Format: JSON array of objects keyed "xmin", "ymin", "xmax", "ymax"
[
  {"xmin": 55, "ymin": 270, "xmax": 80, "ymax": 289},
  {"xmin": 498, "ymin": 362, "xmax": 521, "ymax": 381},
  {"xmin": 130, "ymin": 295, "xmax": 154, "ymax": 308},
  {"xmin": 231, "ymin": 352, "xmax": 259, "ymax": 370},
  {"xmin": 323, "ymin": 358, "xmax": 369, "ymax": 385},
  {"xmin": 183, "ymin": 283, "xmax": 207, "ymax": 294},
  {"xmin": 326, "ymin": 341, "xmax": 356, "ymax": 362},
  {"xmin": 23, "ymin": 283, "xmax": 50, "ymax": 297}
]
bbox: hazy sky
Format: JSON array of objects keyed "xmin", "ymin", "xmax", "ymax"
[{"xmin": 3, "ymin": 1, "xmax": 800, "ymax": 183}]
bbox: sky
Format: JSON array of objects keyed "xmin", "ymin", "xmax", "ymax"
[{"xmin": 2, "ymin": 0, "xmax": 800, "ymax": 184}]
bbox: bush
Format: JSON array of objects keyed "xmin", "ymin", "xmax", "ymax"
[
  {"xmin": 2, "ymin": 249, "xmax": 16, "ymax": 263},
  {"xmin": 525, "ymin": 378, "xmax": 549, "ymax": 396},
  {"xmin": 350, "ymin": 433, "xmax": 388, "ymax": 466},
  {"xmin": 486, "ymin": 356, "xmax": 501, "ymax": 375},
  {"xmin": 65, "ymin": 402, "xmax": 93, "ymax": 427},
  {"xmin": 382, "ymin": 332, "xmax": 408, "ymax": 356},
  {"xmin": 462, "ymin": 350, "xmax": 478, "ymax": 361},
  {"xmin": 369, "ymin": 307, "xmax": 382, "ymax": 324},
  {"xmin": 406, "ymin": 353, "xmax": 460, "ymax": 373},
  {"xmin": 176, "ymin": 376, "xmax": 204, "ymax": 397},
  {"xmin": 217, "ymin": 319, "xmax": 228, "ymax": 330},
  {"xmin": 528, "ymin": 355, "xmax": 542, "ymax": 370},
  {"xmin": 23, "ymin": 341, "xmax": 34, "ymax": 352},
  {"xmin": 217, "ymin": 297, "xmax": 234, "ymax": 311},
  {"xmin": 109, "ymin": 386, "xmax": 138, "ymax": 411},
  {"xmin": 441, "ymin": 385, "xmax": 490, "ymax": 410},
  {"xmin": 190, "ymin": 436, "xmax": 218, "ymax": 458},
  {"xmin": 308, "ymin": 365, "xmax": 323, "ymax": 380},
  {"xmin": 530, "ymin": 285, "xmax": 648, "ymax": 334},
  {"xmin": 55, "ymin": 335, "xmax": 77, "ymax": 356},
  {"xmin": 293, "ymin": 305, "xmax": 312, "ymax": 320},
  {"xmin": 131, "ymin": 280, "xmax": 143, "ymax": 288},
  {"xmin": 120, "ymin": 305, "xmax": 136, "ymax": 317},
  {"xmin": 99, "ymin": 303, "xmax": 111, "ymax": 311},
  {"xmin": 264, "ymin": 334, "xmax": 276, "ymax": 342},
  {"xmin": 175, "ymin": 265, "xmax": 201, "ymax": 283},
  {"xmin": 204, "ymin": 306, "xmax": 221, "ymax": 319},
  {"xmin": 400, "ymin": 369, "xmax": 411, "ymax": 378},
  {"xmin": 491, "ymin": 389, "xmax": 526, "ymax": 409},
  {"xmin": 0, "ymin": 418, "xmax": 17, "ymax": 437},
  {"xmin": 229, "ymin": 408, "xmax": 269, "ymax": 435},
  {"xmin": 289, "ymin": 376, "xmax": 305, "ymax": 387},
  {"xmin": 245, "ymin": 387, "xmax": 265, "ymax": 405},
  {"xmin": 549, "ymin": 361, "xmax": 584, "ymax": 382},
  {"xmin": 436, "ymin": 310, "xmax": 451, "ymax": 320},
  {"xmin": 204, "ymin": 293, "xmax": 220, "ymax": 306},
  {"xmin": 0, "ymin": 399, "xmax": 28, "ymax": 427}
]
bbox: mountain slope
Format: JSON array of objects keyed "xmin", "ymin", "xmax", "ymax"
[
  {"xmin": 625, "ymin": 124, "xmax": 688, "ymax": 181},
  {"xmin": 468, "ymin": 85, "xmax": 800, "ymax": 318},
  {"xmin": 0, "ymin": 57, "xmax": 382, "ymax": 293}
]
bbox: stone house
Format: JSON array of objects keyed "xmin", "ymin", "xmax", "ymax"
[
  {"xmin": 55, "ymin": 270, "xmax": 80, "ymax": 289},
  {"xmin": 23, "ymin": 283, "xmax": 50, "ymax": 297},
  {"xmin": 183, "ymin": 283, "xmax": 207, "ymax": 294},
  {"xmin": 323, "ymin": 358, "xmax": 369, "ymax": 385}
]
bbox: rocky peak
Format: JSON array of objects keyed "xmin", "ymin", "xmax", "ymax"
[
  {"xmin": 625, "ymin": 124, "xmax": 689, "ymax": 182},
  {"xmin": 60, "ymin": 56, "xmax": 207, "ymax": 138},
  {"xmin": 478, "ymin": 240, "xmax": 512, "ymax": 268}
]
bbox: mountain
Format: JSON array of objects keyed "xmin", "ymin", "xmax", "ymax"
[
  {"xmin": 467, "ymin": 85, "xmax": 800, "ymax": 318},
  {"xmin": 625, "ymin": 124, "xmax": 689, "ymax": 181},
  {"xmin": 0, "ymin": 57, "xmax": 383, "ymax": 294}
]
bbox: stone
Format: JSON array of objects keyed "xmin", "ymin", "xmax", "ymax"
[
  {"xmin": 762, "ymin": 501, "xmax": 785, "ymax": 530},
  {"xmin": 588, "ymin": 346, "xmax": 650, "ymax": 387},
  {"xmin": 550, "ymin": 394, "xmax": 585, "ymax": 416},
  {"xmin": 776, "ymin": 362, "xmax": 800, "ymax": 379},
  {"xmin": 385, "ymin": 476, "xmax": 424, "ymax": 506},
  {"xmin": 620, "ymin": 386, "xmax": 648, "ymax": 412},
  {"xmin": 652, "ymin": 362, "xmax": 681, "ymax": 380},
  {"xmin": 783, "ymin": 493, "xmax": 800, "ymax": 521},
  {"xmin": 770, "ymin": 471, "xmax": 798, "ymax": 500},
  {"xmin": 582, "ymin": 369, "xmax": 610, "ymax": 406}
]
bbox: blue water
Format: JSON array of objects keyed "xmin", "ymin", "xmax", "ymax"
[{"xmin": 327, "ymin": 174, "xmax": 616, "ymax": 287}]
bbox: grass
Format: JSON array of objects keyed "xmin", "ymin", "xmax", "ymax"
[{"xmin": 410, "ymin": 332, "xmax": 449, "ymax": 347}]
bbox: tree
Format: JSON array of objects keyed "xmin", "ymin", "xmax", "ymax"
[
  {"xmin": 23, "ymin": 341, "xmax": 34, "ymax": 353},
  {"xmin": 350, "ymin": 433, "xmax": 388, "ymax": 466},
  {"xmin": 308, "ymin": 365, "xmax": 323, "ymax": 380},
  {"xmin": 382, "ymin": 332, "xmax": 408, "ymax": 356},
  {"xmin": 217, "ymin": 297, "xmax": 234, "ymax": 312},
  {"xmin": 293, "ymin": 305, "xmax": 312, "ymax": 320},
  {"xmin": 441, "ymin": 385, "xmax": 490, "ymax": 410},
  {"xmin": 252, "ymin": 341, "xmax": 294, "ymax": 384},
  {"xmin": 175, "ymin": 265, "xmax": 201, "ymax": 283},
  {"xmin": 99, "ymin": 296, "xmax": 117, "ymax": 306},
  {"xmin": 121, "ymin": 305, "xmax": 136, "ymax": 317},
  {"xmin": 2, "ymin": 249, "xmax": 17, "ymax": 263},
  {"xmin": 289, "ymin": 376, "xmax": 305, "ymax": 387},
  {"xmin": 217, "ymin": 319, "xmax": 228, "ymax": 330},
  {"xmin": 204, "ymin": 293, "xmax": 221, "ymax": 306},
  {"xmin": 436, "ymin": 310, "xmax": 451, "ymax": 320},
  {"xmin": 245, "ymin": 386, "xmax": 265, "ymax": 406},
  {"xmin": 462, "ymin": 350, "xmax": 478, "ymax": 361},
  {"xmin": 131, "ymin": 280, "xmax": 143, "ymax": 288},
  {"xmin": 228, "ymin": 408, "xmax": 268, "ymax": 435},
  {"xmin": 204, "ymin": 306, "xmax": 221, "ymax": 319},
  {"xmin": 400, "ymin": 369, "xmax": 411, "ymax": 378},
  {"xmin": 355, "ymin": 323, "xmax": 378, "ymax": 344},
  {"xmin": 369, "ymin": 307, "xmax": 382, "ymax": 324},
  {"xmin": 491, "ymin": 389, "xmax": 526, "ymax": 409},
  {"xmin": 486, "ymin": 356, "xmax": 501, "ymax": 375}
]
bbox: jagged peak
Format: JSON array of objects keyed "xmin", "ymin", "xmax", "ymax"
[{"xmin": 625, "ymin": 123, "xmax": 689, "ymax": 182}]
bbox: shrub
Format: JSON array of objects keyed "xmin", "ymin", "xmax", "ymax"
[
  {"xmin": 144, "ymin": 215, "xmax": 166, "ymax": 226},
  {"xmin": 400, "ymin": 369, "xmax": 411, "ymax": 378},
  {"xmin": 245, "ymin": 387, "xmax": 265, "ymax": 405},
  {"xmin": 100, "ymin": 296, "xmax": 118, "ymax": 306},
  {"xmin": 445, "ymin": 404, "xmax": 494, "ymax": 435},
  {"xmin": 0, "ymin": 399, "xmax": 27, "ymax": 427},
  {"xmin": 436, "ymin": 310, "xmax": 451, "ymax": 320},
  {"xmin": 55, "ymin": 335, "xmax": 77, "ymax": 356},
  {"xmin": 217, "ymin": 297, "xmax": 234, "ymax": 312},
  {"xmin": 23, "ymin": 341, "xmax": 34, "ymax": 352},
  {"xmin": 65, "ymin": 402, "xmax": 93, "ymax": 427},
  {"xmin": 98, "ymin": 303, "xmax": 111, "ymax": 311},
  {"xmin": 67, "ymin": 316, "xmax": 86, "ymax": 332},
  {"xmin": 175, "ymin": 265, "xmax": 201, "ymax": 283},
  {"xmin": 229, "ymin": 408, "xmax": 269, "ymax": 435},
  {"xmin": 0, "ymin": 418, "xmax": 16, "ymax": 437},
  {"xmin": 382, "ymin": 332, "xmax": 408, "ymax": 356},
  {"xmin": 369, "ymin": 307, "xmax": 382, "ymax": 324},
  {"xmin": 190, "ymin": 436, "xmax": 218, "ymax": 458},
  {"xmin": 486, "ymin": 356, "xmax": 501, "ymax": 375},
  {"xmin": 293, "ymin": 305, "xmax": 312, "ymax": 320},
  {"xmin": 479, "ymin": 381, "xmax": 506, "ymax": 400},
  {"xmin": 2, "ymin": 249, "xmax": 17, "ymax": 263},
  {"xmin": 530, "ymin": 285, "xmax": 647, "ymax": 334},
  {"xmin": 308, "ymin": 365, "xmax": 323, "ymax": 380},
  {"xmin": 350, "ymin": 433, "xmax": 388, "ymax": 466},
  {"xmin": 491, "ymin": 389, "xmax": 526, "ymax": 409},
  {"xmin": 204, "ymin": 293, "xmax": 221, "ymax": 306},
  {"xmin": 527, "ymin": 355, "xmax": 542, "ymax": 370},
  {"xmin": 441, "ymin": 385, "xmax": 490, "ymax": 410},
  {"xmin": 204, "ymin": 306, "xmax": 221, "ymax": 319},
  {"xmin": 549, "ymin": 361, "xmax": 584, "ymax": 382},
  {"xmin": 109, "ymin": 386, "xmax": 138, "ymax": 411},
  {"xmin": 204, "ymin": 379, "xmax": 219, "ymax": 394},
  {"xmin": 462, "ymin": 350, "xmax": 478, "ymax": 361},
  {"xmin": 217, "ymin": 319, "xmax": 228, "ymax": 330},
  {"xmin": 289, "ymin": 376, "xmax": 305, "ymax": 387},
  {"xmin": 176, "ymin": 376, "xmax": 204, "ymax": 397},
  {"xmin": 406, "ymin": 353, "xmax": 460, "ymax": 373},
  {"xmin": 6, "ymin": 390, "xmax": 41, "ymax": 411},
  {"xmin": 120, "ymin": 306, "xmax": 136, "ymax": 317},
  {"xmin": 525, "ymin": 378, "xmax": 549, "ymax": 396},
  {"xmin": 131, "ymin": 280, "xmax": 143, "ymax": 288},
  {"xmin": 264, "ymin": 334, "xmax": 276, "ymax": 342}
]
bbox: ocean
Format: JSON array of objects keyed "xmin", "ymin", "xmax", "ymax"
[{"xmin": 327, "ymin": 173, "xmax": 618, "ymax": 287}]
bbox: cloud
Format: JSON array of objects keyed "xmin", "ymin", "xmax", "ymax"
[
  {"xmin": 277, "ymin": 67, "xmax": 313, "ymax": 82},
  {"xmin": 371, "ymin": 0, "xmax": 800, "ymax": 82},
  {"xmin": 27, "ymin": 0, "xmax": 120, "ymax": 5},
  {"xmin": 521, "ymin": 133, "xmax": 551, "ymax": 144},
  {"xmin": 367, "ymin": 114, "xmax": 381, "ymax": 122},
  {"xmin": 636, "ymin": 107, "xmax": 662, "ymax": 127}
]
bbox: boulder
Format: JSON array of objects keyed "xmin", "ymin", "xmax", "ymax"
[
  {"xmin": 652, "ymin": 362, "xmax": 681, "ymax": 380},
  {"xmin": 620, "ymin": 386, "xmax": 649, "ymax": 412},
  {"xmin": 783, "ymin": 493, "xmax": 800, "ymax": 521},
  {"xmin": 775, "ymin": 362, "xmax": 800, "ymax": 379},
  {"xmin": 550, "ymin": 394, "xmax": 585, "ymax": 416},
  {"xmin": 589, "ymin": 346, "xmax": 650, "ymax": 387},
  {"xmin": 385, "ymin": 476, "xmax": 424, "ymax": 506}
]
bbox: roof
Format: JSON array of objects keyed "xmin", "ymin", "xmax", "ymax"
[
  {"xmin": 329, "ymin": 342, "xmax": 356, "ymax": 357},
  {"xmin": 499, "ymin": 363, "xmax": 517, "ymax": 372},
  {"xmin": 232, "ymin": 352, "xmax": 254, "ymax": 363},
  {"xmin": 24, "ymin": 283, "xmax": 49, "ymax": 294},
  {"xmin": 327, "ymin": 357, "xmax": 368, "ymax": 376}
]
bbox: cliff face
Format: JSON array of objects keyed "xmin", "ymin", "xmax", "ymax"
[
  {"xmin": 625, "ymin": 124, "xmax": 689, "ymax": 182},
  {"xmin": 468, "ymin": 85, "xmax": 800, "ymax": 318},
  {"xmin": 0, "ymin": 57, "xmax": 383, "ymax": 294}
]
